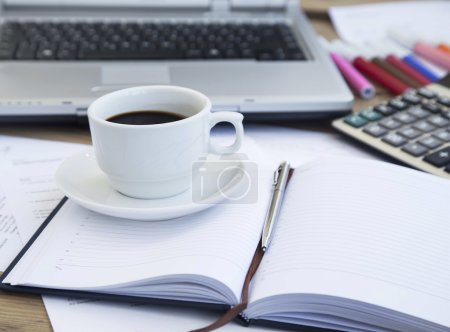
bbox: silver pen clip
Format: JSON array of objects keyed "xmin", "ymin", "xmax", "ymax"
[{"xmin": 273, "ymin": 165, "xmax": 282, "ymax": 186}]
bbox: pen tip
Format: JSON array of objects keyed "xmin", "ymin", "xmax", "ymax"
[{"xmin": 262, "ymin": 246, "xmax": 267, "ymax": 252}]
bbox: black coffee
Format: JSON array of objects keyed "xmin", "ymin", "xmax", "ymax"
[{"xmin": 107, "ymin": 110, "xmax": 186, "ymax": 125}]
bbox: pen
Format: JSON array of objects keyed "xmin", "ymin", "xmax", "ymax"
[{"xmin": 261, "ymin": 161, "xmax": 291, "ymax": 252}]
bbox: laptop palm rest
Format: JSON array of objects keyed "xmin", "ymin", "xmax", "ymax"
[{"xmin": 92, "ymin": 65, "xmax": 171, "ymax": 95}]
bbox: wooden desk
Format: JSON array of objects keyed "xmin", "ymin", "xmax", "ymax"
[{"xmin": 0, "ymin": 14, "xmax": 391, "ymax": 332}]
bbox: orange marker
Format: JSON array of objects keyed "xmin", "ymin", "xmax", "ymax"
[{"xmin": 438, "ymin": 43, "xmax": 450, "ymax": 55}]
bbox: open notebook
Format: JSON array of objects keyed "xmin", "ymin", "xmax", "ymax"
[{"xmin": 2, "ymin": 158, "xmax": 450, "ymax": 332}]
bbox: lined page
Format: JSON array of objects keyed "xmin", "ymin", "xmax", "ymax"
[
  {"xmin": 5, "ymin": 165, "xmax": 272, "ymax": 304},
  {"xmin": 249, "ymin": 158, "xmax": 450, "ymax": 327}
]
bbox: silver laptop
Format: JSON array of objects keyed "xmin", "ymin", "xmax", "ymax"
[{"xmin": 0, "ymin": 0, "xmax": 353, "ymax": 123}]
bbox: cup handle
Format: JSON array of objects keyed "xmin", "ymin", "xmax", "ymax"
[{"xmin": 209, "ymin": 112, "xmax": 244, "ymax": 154}]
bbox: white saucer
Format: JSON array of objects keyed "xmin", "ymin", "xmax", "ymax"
[{"xmin": 55, "ymin": 148, "xmax": 248, "ymax": 221}]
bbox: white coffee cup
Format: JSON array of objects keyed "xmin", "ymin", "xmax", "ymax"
[{"xmin": 87, "ymin": 86, "xmax": 244, "ymax": 200}]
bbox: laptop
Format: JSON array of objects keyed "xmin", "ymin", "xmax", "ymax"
[{"xmin": 0, "ymin": 0, "xmax": 353, "ymax": 123}]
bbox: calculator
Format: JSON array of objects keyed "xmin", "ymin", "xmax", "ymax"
[{"xmin": 333, "ymin": 74, "xmax": 450, "ymax": 179}]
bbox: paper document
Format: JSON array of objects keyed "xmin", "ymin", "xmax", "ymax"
[
  {"xmin": 329, "ymin": 1, "xmax": 450, "ymax": 45},
  {"xmin": 0, "ymin": 128, "xmax": 381, "ymax": 332},
  {"xmin": 44, "ymin": 296, "xmax": 276, "ymax": 332},
  {"xmin": 39, "ymin": 125, "xmax": 379, "ymax": 332},
  {"xmin": 0, "ymin": 136, "xmax": 86, "ymax": 242},
  {"xmin": 0, "ymin": 187, "xmax": 22, "ymax": 271}
]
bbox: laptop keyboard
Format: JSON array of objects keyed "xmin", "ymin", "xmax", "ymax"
[{"xmin": 0, "ymin": 21, "xmax": 306, "ymax": 61}]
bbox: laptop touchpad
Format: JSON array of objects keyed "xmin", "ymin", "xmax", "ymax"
[{"xmin": 92, "ymin": 65, "xmax": 171, "ymax": 94}]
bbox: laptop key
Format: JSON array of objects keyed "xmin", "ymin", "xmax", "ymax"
[
  {"xmin": 57, "ymin": 48, "xmax": 77, "ymax": 60},
  {"xmin": 36, "ymin": 47, "xmax": 56, "ymax": 60},
  {"xmin": 185, "ymin": 49, "xmax": 203, "ymax": 59},
  {"xmin": 424, "ymin": 147, "xmax": 450, "ymax": 167},
  {"xmin": 15, "ymin": 42, "xmax": 36, "ymax": 59}
]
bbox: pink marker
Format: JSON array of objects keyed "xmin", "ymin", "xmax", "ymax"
[
  {"xmin": 414, "ymin": 42, "xmax": 450, "ymax": 71},
  {"xmin": 390, "ymin": 30, "xmax": 450, "ymax": 71},
  {"xmin": 320, "ymin": 38, "xmax": 375, "ymax": 100}
]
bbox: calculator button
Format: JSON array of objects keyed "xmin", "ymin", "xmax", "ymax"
[
  {"xmin": 437, "ymin": 96, "xmax": 450, "ymax": 107},
  {"xmin": 432, "ymin": 130, "xmax": 450, "ymax": 142},
  {"xmin": 417, "ymin": 136, "xmax": 443, "ymax": 149},
  {"xmin": 427, "ymin": 115, "xmax": 450, "ymax": 128},
  {"xmin": 402, "ymin": 94, "xmax": 421, "ymax": 105},
  {"xmin": 397, "ymin": 127, "xmax": 422, "ymax": 139},
  {"xmin": 402, "ymin": 143, "xmax": 429, "ymax": 157},
  {"xmin": 360, "ymin": 108, "xmax": 383, "ymax": 121},
  {"xmin": 382, "ymin": 133, "xmax": 407, "ymax": 147},
  {"xmin": 413, "ymin": 121, "xmax": 436, "ymax": 133},
  {"xmin": 445, "ymin": 164, "xmax": 450, "ymax": 173},
  {"xmin": 408, "ymin": 107, "xmax": 430, "ymax": 119},
  {"xmin": 394, "ymin": 112, "xmax": 417, "ymax": 124},
  {"xmin": 363, "ymin": 124, "xmax": 387, "ymax": 137},
  {"xmin": 388, "ymin": 99, "xmax": 408, "ymax": 110},
  {"xmin": 422, "ymin": 103, "xmax": 442, "ymax": 113},
  {"xmin": 417, "ymin": 88, "xmax": 436, "ymax": 99},
  {"xmin": 374, "ymin": 105, "xmax": 395, "ymax": 116},
  {"xmin": 344, "ymin": 114, "xmax": 368, "ymax": 128},
  {"xmin": 424, "ymin": 147, "xmax": 450, "ymax": 167},
  {"xmin": 379, "ymin": 117, "xmax": 402, "ymax": 130}
]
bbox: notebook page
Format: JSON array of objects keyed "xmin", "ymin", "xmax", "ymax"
[
  {"xmin": 248, "ymin": 158, "xmax": 450, "ymax": 327},
  {"xmin": 5, "ymin": 165, "xmax": 273, "ymax": 305}
]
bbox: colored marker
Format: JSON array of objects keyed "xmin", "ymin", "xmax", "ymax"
[
  {"xmin": 367, "ymin": 39, "xmax": 431, "ymax": 86},
  {"xmin": 403, "ymin": 54, "xmax": 441, "ymax": 82},
  {"xmin": 333, "ymin": 40, "xmax": 410, "ymax": 95},
  {"xmin": 386, "ymin": 55, "xmax": 431, "ymax": 85},
  {"xmin": 438, "ymin": 44, "xmax": 450, "ymax": 55},
  {"xmin": 390, "ymin": 31, "xmax": 450, "ymax": 70},
  {"xmin": 320, "ymin": 38, "xmax": 375, "ymax": 99},
  {"xmin": 372, "ymin": 57, "xmax": 421, "ymax": 88},
  {"xmin": 354, "ymin": 57, "xmax": 410, "ymax": 95},
  {"xmin": 414, "ymin": 42, "xmax": 450, "ymax": 71}
]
